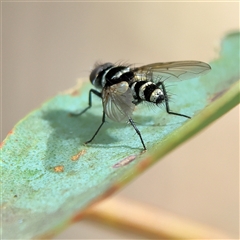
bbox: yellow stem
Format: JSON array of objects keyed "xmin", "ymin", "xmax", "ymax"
[{"xmin": 85, "ymin": 196, "xmax": 230, "ymax": 239}]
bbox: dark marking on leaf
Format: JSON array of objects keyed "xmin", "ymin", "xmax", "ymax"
[{"xmin": 210, "ymin": 89, "xmax": 228, "ymax": 102}]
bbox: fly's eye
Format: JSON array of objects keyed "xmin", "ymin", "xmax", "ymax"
[{"xmin": 89, "ymin": 62, "xmax": 113, "ymax": 84}]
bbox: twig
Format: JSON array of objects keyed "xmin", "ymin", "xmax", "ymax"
[{"xmin": 85, "ymin": 196, "xmax": 230, "ymax": 239}]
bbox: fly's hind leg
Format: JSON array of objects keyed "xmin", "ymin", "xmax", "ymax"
[{"xmin": 157, "ymin": 82, "xmax": 191, "ymax": 119}]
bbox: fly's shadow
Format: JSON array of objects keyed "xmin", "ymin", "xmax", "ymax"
[{"xmin": 41, "ymin": 108, "xmax": 142, "ymax": 171}]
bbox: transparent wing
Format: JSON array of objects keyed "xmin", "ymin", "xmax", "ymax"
[
  {"xmin": 134, "ymin": 61, "xmax": 211, "ymax": 82},
  {"xmin": 102, "ymin": 81, "xmax": 135, "ymax": 122}
]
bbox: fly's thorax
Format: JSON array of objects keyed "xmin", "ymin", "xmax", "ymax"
[
  {"xmin": 112, "ymin": 67, "xmax": 131, "ymax": 79},
  {"xmin": 89, "ymin": 62, "xmax": 114, "ymax": 89},
  {"xmin": 104, "ymin": 66, "xmax": 134, "ymax": 87}
]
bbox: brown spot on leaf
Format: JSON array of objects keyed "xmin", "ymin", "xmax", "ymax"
[
  {"xmin": 70, "ymin": 89, "xmax": 80, "ymax": 96},
  {"xmin": 71, "ymin": 184, "xmax": 121, "ymax": 223},
  {"xmin": 71, "ymin": 149, "xmax": 86, "ymax": 161},
  {"xmin": 0, "ymin": 142, "xmax": 4, "ymax": 148},
  {"xmin": 35, "ymin": 231, "xmax": 57, "ymax": 240},
  {"xmin": 8, "ymin": 129, "xmax": 14, "ymax": 135},
  {"xmin": 137, "ymin": 156, "xmax": 152, "ymax": 172},
  {"xmin": 71, "ymin": 211, "xmax": 86, "ymax": 223},
  {"xmin": 54, "ymin": 165, "xmax": 64, "ymax": 172}
]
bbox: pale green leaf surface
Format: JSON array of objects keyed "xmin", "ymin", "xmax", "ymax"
[{"xmin": 1, "ymin": 32, "xmax": 239, "ymax": 239}]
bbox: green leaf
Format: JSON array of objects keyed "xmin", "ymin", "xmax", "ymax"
[{"xmin": 1, "ymin": 32, "xmax": 239, "ymax": 239}]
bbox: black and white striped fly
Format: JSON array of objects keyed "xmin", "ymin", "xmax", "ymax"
[{"xmin": 73, "ymin": 61, "xmax": 211, "ymax": 150}]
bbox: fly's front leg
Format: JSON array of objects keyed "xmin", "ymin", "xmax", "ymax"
[
  {"xmin": 85, "ymin": 111, "xmax": 106, "ymax": 144},
  {"xmin": 157, "ymin": 82, "xmax": 191, "ymax": 119},
  {"xmin": 70, "ymin": 89, "xmax": 101, "ymax": 116},
  {"xmin": 70, "ymin": 88, "xmax": 105, "ymax": 145}
]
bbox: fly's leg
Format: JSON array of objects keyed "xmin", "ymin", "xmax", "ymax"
[
  {"xmin": 157, "ymin": 82, "xmax": 191, "ymax": 119},
  {"xmin": 85, "ymin": 111, "xmax": 106, "ymax": 144},
  {"xmin": 128, "ymin": 118, "xmax": 147, "ymax": 150},
  {"xmin": 70, "ymin": 89, "xmax": 101, "ymax": 116},
  {"xmin": 70, "ymin": 89, "xmax": 105, "ymax": 145}
]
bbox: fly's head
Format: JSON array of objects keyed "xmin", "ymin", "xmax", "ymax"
[{"xmin": 89, "ymin": 62, "xmax": 113, "ymax": 88}]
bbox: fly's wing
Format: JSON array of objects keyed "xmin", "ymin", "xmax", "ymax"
[
  {"xmin": 134, "ymin": 61, "xmax": 211, "ymax": 82},
  {"xmin": 102, "ymin": 81, "xmax": 135, "ymax": 122}
]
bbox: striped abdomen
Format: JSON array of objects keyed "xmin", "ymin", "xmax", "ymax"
[{"xmin": 130, "ymin": 81, "xmax": 165, "ymax": 104}]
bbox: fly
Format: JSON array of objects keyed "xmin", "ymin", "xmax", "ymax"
[{"xmin": 72, "ymin": 61, "xmax": 211, "ymax": 150}]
